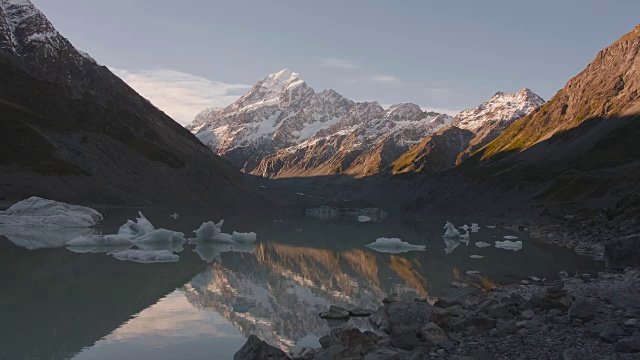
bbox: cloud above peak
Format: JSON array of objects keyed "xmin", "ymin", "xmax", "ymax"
[
  {"xmin": 110, "ymin": 67, "xmax": 250, "ymax": 125},
  {"xmin": 319, "ymin": 58, "xmax": 361, "ymax": 69}
]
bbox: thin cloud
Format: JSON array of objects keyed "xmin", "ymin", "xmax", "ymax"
[
  {"xmin": 320, "ymin": 58, "xmax": 361, "ymax": 69},
  {"xmin": 370, "ymin": 74, "xmax": 402, "ymax": 84},
  {"xmin": 110, "ymin": 67, "xmax": 250, "ymax": 125}
]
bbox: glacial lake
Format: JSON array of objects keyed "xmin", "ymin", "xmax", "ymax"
[{"xmin": 0, "ymin": 207, "xmax": 601, "ymax": 360}]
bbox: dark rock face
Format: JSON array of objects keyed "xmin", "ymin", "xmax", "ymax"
[
  {"xmin": 615, "ymin": 337, "xmax": 640, "ymax": 353},
  {"xmin": 569, "ymin": 301, "xmax": 596, "ymax": 322},
  {"xmin": 385, "ymin": 302, "xmax": 451, "ymax": 332},
  {"xmin": 604, "ymin": 234, "xmax": 640, "ymax": 270},
  {"xmin": 0, "ymin": 0, "xmax": 263, "ymax": 207},
  {"xmin": 234, "ymin": 335, "xmax": 290, "ymax": 360},
  {"xmin": 319, "ymin": 305, "xmax": 350, "ymax": 319},
  {"xmin": 389, "ymin": 326, "xmax": 419, "ymax": 350}
]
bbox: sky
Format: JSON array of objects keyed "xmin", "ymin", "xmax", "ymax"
[{"xmin": 31, "ymin": 0, "xmax": 640, "ymax": 125}]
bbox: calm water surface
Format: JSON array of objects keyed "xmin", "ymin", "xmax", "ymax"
[{"xmin": 0, "ymin": 207, "xmax": 601, "ymax": 360}]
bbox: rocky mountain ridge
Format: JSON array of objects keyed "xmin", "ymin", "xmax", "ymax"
[{"xmin": 0, "ymin": 0, "xmax": 263, "ymax": 207}]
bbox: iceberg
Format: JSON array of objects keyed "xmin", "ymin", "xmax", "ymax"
[
  {"xmin": 475, "ymin": 241, "xmax": 491, "ymax": 248},
  {"xmin": 357, "ymin": 215, "xmax": 372, "ymax": 223},
  {"xmin": 495, "ymin": 240, "xmax": 523, "ymax": 251},
  {"xmin": 443, "ymin": 221, "xmax": 461, "ymax": 238},
  {"xmin": 112, "ymin": 249, "xmax": 179, "ymax": 263},
  {"xmin": 503, "ymin": 235, "xmax": 519, "ymax": 240},
  {"xmin": 117, "ymin": 212, "xmax": 155, "ymax": 239},
  {"xmin": 192, "ymin": 220, "xmax": 225, "ymax": 241},
  {"xmin": 136, "ymin": 228, "xmax": 186, "ymax": 244},
  {"xmin": 0, "ymin": 197, "xmax": 103, "ymax": 228},
  {"xmin": 365, "ymin": 237, "xmax": 426, "ymax": 253},
  {"xmin": 470, "ymin": 255, "xmax": 484, "ymax": 259},
  {"xmin": 231, "ymin": 231, "xmax": 257, "ymax": 243},
  {"xmin": 470, "ymin": 223, "xmax": 480, "ymax": 233},
  {"xmin": 170, "ymin": 213, "xmax": 180, "ymax": 220}
]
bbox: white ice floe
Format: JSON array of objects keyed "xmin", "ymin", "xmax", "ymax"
[
  {"xmin": 231, "ymin": 231, "xmax": 257, "ymax": 244},
  {"xmin": 475, "ymin": 241, "xmax": 491, "ymax": 248},
  {"xmin": 486, "ymin": 225, "xmax": 497, "ymax": 229},
  {"xmin": 192, "ymin": 220, "xmax": 224, "ymax": 241},
  {"xmin": 136, "ymin": 228, "xmax": 186, "ymax": 244},
  {"xmin": 459, "ymin": 230, "xmax": 470, "ymax": 240},
  {"xmin": 366, "ymin": 237, "xmax": 426, "ymax": 253},
  {"xmin": 443, "ymin": 221, "xmax": 461, "ymax": 238},
  {"xmin": 117, "ymin": 212, "xmax": 156, "ymax": 239},
  {"xmin": 466, "ymin": 270, "xmax": 481, "ymax": 275},
  {"xmin": 460, "ymin": 224, "xmax": 469, "ymax": 231},
  {"xmin": 112, "ymin": 249, "xmax": 179, "ymax": 263},
  {"xmin": 495, "ymin": 240, "xmax": 523, "ymax": 251},
  {"xmin": 470, "ymin": 255, "xmax": 484, "ymax": 259},
  {"xmin": 470, "ymin": 223, "xmax": 480, "ymax": 232},
  {"xmin": 0, "ymin": 197, "xmax": 103, "ymax": 228},
  {"xmin": 503, "ymin": 235, "xmax": 519, "ymax": 240},
  {"xmin": 170, "ymin": 213, "xmax": 180, "ymax": 220},
  {"xmin": 357, "ymin": 215, "xmax": 372, "ymax": 223}
]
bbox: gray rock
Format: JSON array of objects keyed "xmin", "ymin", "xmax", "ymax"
[
  {"xmin": 562, "ymin": 348, "xmax": 584, "ymax": 360},
  {"xmin": 625, "ymin": 319, "xmax": 638, "ymax": 327},
  {"xmin": 529, "ymin": 294, "xmax": 572, "ymax": 310},
  {"xmin": 604, "ymin": 234, "xmax": 640, "ymax": 270},
  {"xmin": 496, "ymin": 320, "xmax": 518, "ymax": 334},
  {"xmin": 546, "ymin": 281, "xmax": 565, "ymax": 293},
  {"xmin": 521, "ymin": 309, "xmax": 535, "ymax": 320},
  {"xmin": 349, "ymin": 307, "xmax": 374, "ymax": 317},
  {"xmin": 464, "ymin": 317, "xmax": 497, "ymax": 330},
  {"xmin": 369, "ymin": 306, "xmax": 390, "ymax": 333},
  {"xmin": 434, "ymin": 287, "xmax": 483, "ymax": 309},
  {"xmin": 363, "ymin": 348, "xmax": 400, "ymax": 360},
  {"xmin": 362, "ymin": 330, "xmax": 381, "ymax": 343},
  {"xmin": 569, "ymin": 301, "xmax": 596, "ymax": 322},
  {"xmin": 319, "ymin": 335, "xmax": 331, "ymax": 349},
  {"xmin": 383, "ymin": 293, "xmax": 400, "ymax": 304},
  {"xmin": 420, "ymin": 322, "xmax": 446, "ymax": 344},
  {"xmin": 326, "ymin": 327, "xmax": 376, "ymax": 356},
  {"xmin": 385, "ymin": 302, "xmax": 452, "ymax": 332},
  {"xmin": 234, "ymin": 335, "xmax": 291, "ymax": 360},
  {"xmin": 615, "ymin": 337, "xmax": 640, "ymax": 353},
  {"xmin": 319, "ymin": 305, "xmax": 350, "ymax": 319},
  {"xmin": 605, "ymin": 290, "xmax": 639, "ymax": 309},
  {"xmin": 488, "ymin": 303, "xmax": 512, "ymax": 319},
  {"xmin": 390, "ymin": 326, "xmax": 419, "ymax": 350},
  {"xmin": 600, "ymin": 323, "xmax": 627, "ymax": 343},
  {"xmin": 311, "ymin": 345, "xmax": 359, "ymax": 360}
]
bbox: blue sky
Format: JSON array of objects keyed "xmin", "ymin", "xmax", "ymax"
[{"xmin": 32, "ymin": 0, "xmax": 640, "ymax": 124}]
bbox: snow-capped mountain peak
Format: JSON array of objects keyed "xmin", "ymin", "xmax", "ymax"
[{"xmin": 453, "ymin": 89, "xmax": 544, "ymax": 131}]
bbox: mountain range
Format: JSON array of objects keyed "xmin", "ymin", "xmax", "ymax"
[
  {"xmin": 188, "ymin": 71, "xmax": 543, "ymax": 178},
  {"xmin": 0, "ymin": 0, "xmax": 262, "ymax": 207}
]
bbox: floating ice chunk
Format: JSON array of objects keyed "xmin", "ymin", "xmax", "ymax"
[
  {"xmin": 466, "ymin": 270, "xmax": 480, "ymax": 275},
  {"xmin": 475, "ymin": 241, "xmax": 491, "ymax": 248},
  {"xmin": 193, "ymin": 220, "xmax": 224, "ymax": 241},
  {"xmin": 137, "ymin": 241, "xmax": 184, "ymax": 253},
  {"xmin": 170, "ymin": 213, "xmax": 180, "ymax": 220},
  {"xmin": 136, "ymin": 229, "xmax": 186, "ymax": 244},
  {"xmin": 444, "ymin": 238, "xmax": 461, "ymax": 254},
  {"xmin": 443, "ymin": 221, "xmax": 461, "ymax": 238},
  {"xmin": 470, "ymin": 223, "xmax": 480, "ymax": 232},
  {"xmin": 459, "ymin": 230, "xmax": 470, "ymax": 240},
  {"xmin": 503, "ymin": 235, "xmax": 519, "ymax": 240},
  {"xmin": 112, "ymin": 249, "xmax": 179, "ymax": 263},
  {"xmin": 0, "ymin": 197, "xmax": 103, "ymax": 228},
  {"xmin": 357, "ymin": 216, "xmax": 371, "ymax": 223},
  {"xmin": 460, "ymin": 224, "xmax": 469, "ymax": 230},
  {"xmin": 0, "ymin": 226, "xmax": 97, "ymax": 249},
  {"xmin": 117, "ymin": 212, "xmax": 155, "ymax": 238},
  {"xmin": 66, "ymin": 234, "xmax": 134, "ymax": 247},
  {"xmin": 231, "ymin": 231, "xmax": 257, "ymax": 244},
  {"xmin": 486, "ymin": 225, "xmax": 497, "ymax": 229},
  {"xmin": 366, "ymin": 237, "xmax": 426, "ymax": 253},
  {"xmin": 470, "ymin": 255, "xmax": 484, "ymax": 259},
  {"xmin": 296, "ymin": 192, "xmax": 305, "ymax": 196},
  {"xmin": 66, "ymin": 245, "xmax": 133, "ymax": 254},
  {"xmin": 193, "ymin": 242, "xmax": 256, "ymax": 263},
  {"xmin": 495, "ymin": 240, "xmax": 523, "ymax": 251}
]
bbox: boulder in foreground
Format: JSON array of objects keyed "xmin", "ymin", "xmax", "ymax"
[{"xmin": 234, "ymin": 335, "xmax": 290, "ymax": 360}]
